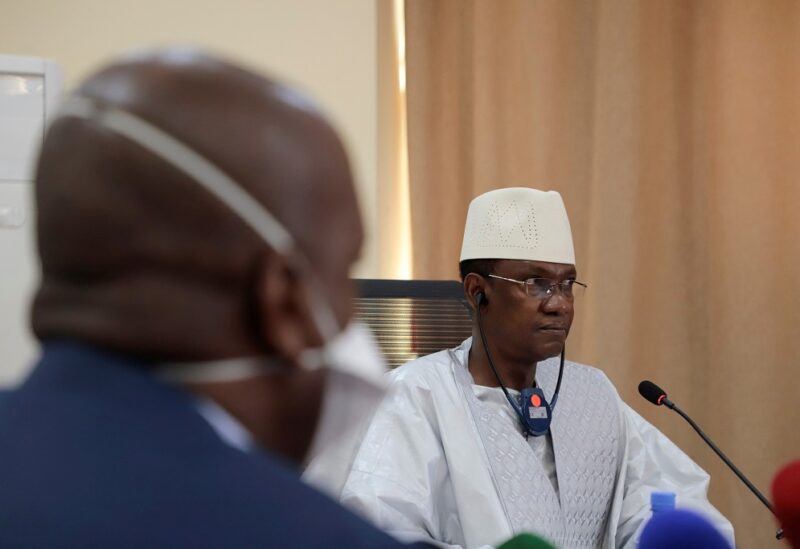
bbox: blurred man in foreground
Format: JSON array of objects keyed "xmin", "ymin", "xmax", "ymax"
[{"xmin": 0, "ymin": 48, "xmax": 419, "ymax": 548}]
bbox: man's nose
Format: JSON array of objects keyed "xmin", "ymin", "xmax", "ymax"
[{"xmin": 541, "ymin": 292, "xmax": 572, "ymax": 313}]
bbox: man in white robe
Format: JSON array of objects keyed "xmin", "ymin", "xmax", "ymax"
[{"xmin": 309, "ymin": 188, "xmax": 734, "ymax": 548}]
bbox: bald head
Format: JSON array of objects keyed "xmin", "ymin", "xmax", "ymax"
[{"xmin": 32, "ymin": 49, "xmax": 363, "ymax": 361}]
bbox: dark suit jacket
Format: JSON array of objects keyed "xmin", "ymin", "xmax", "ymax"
[{"xmin": 0, "ymin": 341, "xmax": 414, "ymax": 548}]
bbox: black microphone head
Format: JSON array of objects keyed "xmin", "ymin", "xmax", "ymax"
[{"xmin": 639, "ymin": 380, "xmax": 667, "ymax": 406}]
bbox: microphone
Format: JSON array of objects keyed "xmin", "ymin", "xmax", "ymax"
[
  {"xmin": 638, "ymin": 380, "xmax": 674, "ymax": 408},
  {"xmin": 496, "ymin": 532, "xmax": 556, "ymax": 549},
  {"xmin": 639, "ymin": 508, "xmax": 732, "ymax": 549},
  {"xmin": 638, "ymin": 380, "xmax": 784, "ymax": 540},
  {"xmin": 772, "ymin": 460, "xmax": 800, "ymax": 547}
]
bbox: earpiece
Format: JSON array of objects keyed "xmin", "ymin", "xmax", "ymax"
[{"xmin": 476, "ymin": 291, "xmax": 487, "ymax": 306}]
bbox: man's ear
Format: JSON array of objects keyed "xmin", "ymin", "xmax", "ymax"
[
  {"xmin": 253, "ymin": 253, "xmax": 321, "ymax": 366},
  {"xmin": 463, "ymin": 273, "xmax": 487, "ymax": 310}
]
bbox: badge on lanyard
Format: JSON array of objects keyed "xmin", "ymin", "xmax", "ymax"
[{"xmin": 519, "ymin": 387, "xmax": 552, "ymax": 437}]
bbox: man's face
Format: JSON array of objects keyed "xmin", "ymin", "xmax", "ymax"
[{"xmin": 482, "ymin": 259, "xmax": 577, "ymax": 365}]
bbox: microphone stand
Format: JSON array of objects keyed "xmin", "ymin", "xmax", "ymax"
[{"xmin": 662, "ymin": 398, "xmax": 784, "ymax": 540}]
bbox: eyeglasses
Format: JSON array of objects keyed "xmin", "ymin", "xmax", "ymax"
[{"xmin": 487, "ymin": 274, "xmax": 588, "ymax": 300}]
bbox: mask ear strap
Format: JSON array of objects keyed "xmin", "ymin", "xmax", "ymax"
[{"xmin": 56, "ymin": 95, "xmax": 295, "ymax": 254}]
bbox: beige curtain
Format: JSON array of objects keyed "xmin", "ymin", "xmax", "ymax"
[{"xmin": 404, "ymin": 1, "xmax": 800, "ymax": 546}]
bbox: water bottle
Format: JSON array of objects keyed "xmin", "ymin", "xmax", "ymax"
[
  {"xmin": 636, "ymin": 491, "xmax": 678, "ymax": 547},
  {"xmin": 650, "ymin": 491, "xmax": 676, "ymax": 514}
]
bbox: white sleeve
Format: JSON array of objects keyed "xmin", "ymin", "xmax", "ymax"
[
  {"xmin": 339, "ymin": 380, "xmax": 468, "ymax": 548},
  {"xmin": 609, "ymin": 403, "xmax": 735, "ymax": 548}
]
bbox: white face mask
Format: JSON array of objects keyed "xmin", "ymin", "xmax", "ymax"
[
  {"xmin": 160, "ymin": 319, "xmax": 388, "ymax": 484},
  {"xmin": 300, "ymin": 321, "xmax": 389, "ymax": 496},
  {"xmin": 56, "ymin": 95, "xmax": 389, "ymax": 470}
]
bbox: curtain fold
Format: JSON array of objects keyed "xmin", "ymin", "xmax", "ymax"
[{"xmin": 404, "ymin": 1, "xmax": 800, "ymax": 546}]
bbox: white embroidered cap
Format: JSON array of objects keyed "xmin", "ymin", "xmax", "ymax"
[{"xmin": 460, "ymin": 187, "xmax": 575, "ymax": 264}]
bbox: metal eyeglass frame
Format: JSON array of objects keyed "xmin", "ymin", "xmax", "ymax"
[{"xmin": 487, "ymin": 274, "xmax": 588, "ymax": 299}]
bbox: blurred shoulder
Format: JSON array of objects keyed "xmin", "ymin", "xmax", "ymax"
[{"xmin": 389, "ymin": 347, "xmax": 459, "ymax": 389}]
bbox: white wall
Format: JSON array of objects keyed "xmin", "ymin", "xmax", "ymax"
[
  {"xmin": 0, "ymin": 57, "xmax": 61, "ymax": 386},
  {"xmin": 0, "ymin": 0, "xmax": 379, "ymax": 385}
]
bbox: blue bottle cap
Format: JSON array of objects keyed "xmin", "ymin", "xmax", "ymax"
[{"xmin": 650, "ymin": 491, "xmax": 676, "ymax": 512}]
